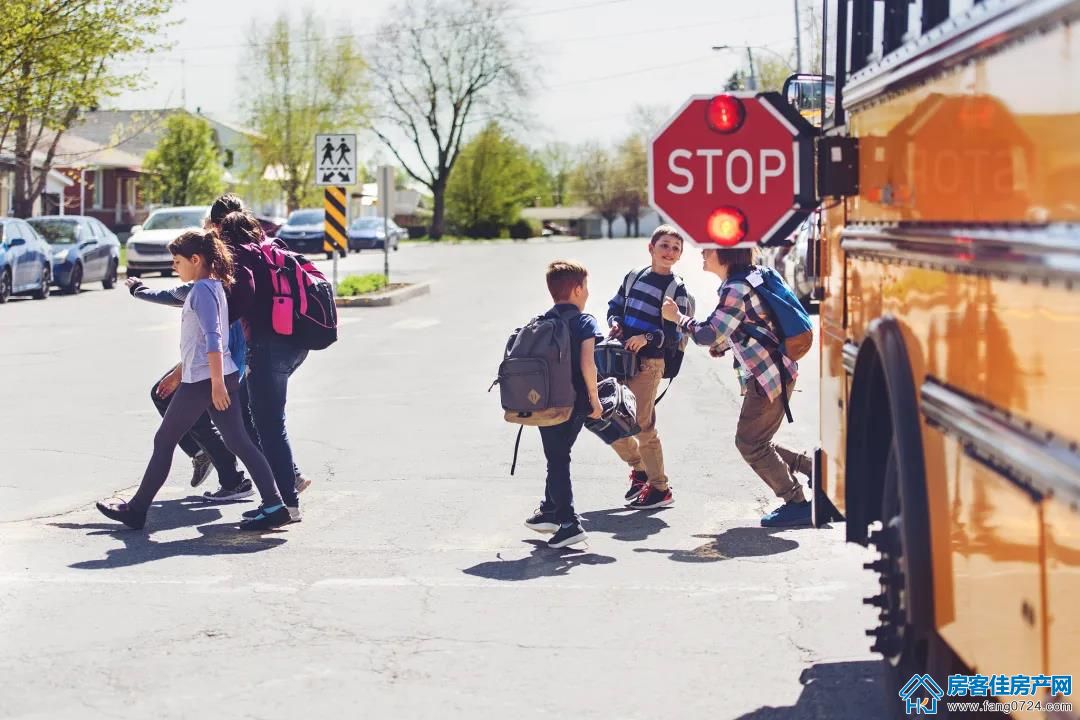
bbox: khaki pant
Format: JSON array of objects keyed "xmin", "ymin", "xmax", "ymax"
[
  {"xmin": 735, "ymin": 380, "xmax": 810, "ymax": 504},
  {"xmin": 612, "ymin": 357, "xmax": 669, "ymax": 491}
]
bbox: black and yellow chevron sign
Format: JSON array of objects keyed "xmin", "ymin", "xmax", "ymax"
[{"xmin": 323, "ymin": 186, "xmax": 347, "ymax": 254}]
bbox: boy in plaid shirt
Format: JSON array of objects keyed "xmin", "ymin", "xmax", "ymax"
[{"xmin": 662, "ymin": 247, "xmax": 813, "ymax": 528}]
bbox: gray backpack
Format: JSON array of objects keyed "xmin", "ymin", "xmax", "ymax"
[{"xmin": 492, "ymin": 306, "xmax": 580, "ymax": 474}]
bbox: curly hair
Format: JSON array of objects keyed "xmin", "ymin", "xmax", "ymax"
[
  {"xmin": 168, "ymin": 229, "xmax": 236, "ymax": 288},
  {"xmin": 216, "ymin": 210, "xmax": 265, "ymax": 249}
]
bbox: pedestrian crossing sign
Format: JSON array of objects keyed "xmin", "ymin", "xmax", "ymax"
[{"xmin": 315, "ymin": 134, "xmax": 357, "ymax": 186}]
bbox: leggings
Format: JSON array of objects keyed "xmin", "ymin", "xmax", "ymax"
[{"xmin": 129, "ymin": 373, "xmax": 282, "ymax": 514}]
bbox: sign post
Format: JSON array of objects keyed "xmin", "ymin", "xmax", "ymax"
[
  {"xmin": 648, "ymin": 92, "xmax": 815, "ymax": 247},
  {"xmin": 377, "ymin": 164, "xmax": 395, "ymax": 285},
  {"xmin": 315, "ymin": 133, "xmax": 357, "ymax": 293}
]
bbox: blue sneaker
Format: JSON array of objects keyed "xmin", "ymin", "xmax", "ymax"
[{"xmin": 760, "ymin": 500, "xmax": 811, "ymax": 528}]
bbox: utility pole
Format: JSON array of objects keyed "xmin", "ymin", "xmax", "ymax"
[
  {"xmin": 794, "ymin": 0, "xmax": 803, "ymax": 72},
  {"xmin": 746, "ymin": 47, "xmax": 758, "ymax": 90}
]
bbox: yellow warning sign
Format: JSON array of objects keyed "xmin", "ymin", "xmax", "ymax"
[{"xmin": 324, "ymin": 186, "xmax": 347, "ymax": 254}]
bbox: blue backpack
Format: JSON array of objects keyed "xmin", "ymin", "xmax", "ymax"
[
  {"xmin": 730, "ymin": 265, "xmax": 813, "ymax": 361},
  {"xmin": 729, "ymin": 265, "xmax": 813, "ymax": 423}
]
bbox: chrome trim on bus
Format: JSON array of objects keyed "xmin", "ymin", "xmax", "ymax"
[
  {"xmin": 842, "ymin": 342, "xmax": 859, "ymax": 376},
  {"xmin": 840, "ymin": 225, "xmax": 1080, "ymax": 284},
  {"xmin": 921, "ymin": 380, "xmax": 1080, "ymax": 508},
  {"xmin": 845, "ymin": 0, "xmax": 1080, "ymax": 110}
]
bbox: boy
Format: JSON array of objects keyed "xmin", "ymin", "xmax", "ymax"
[
  {"xmin": 524, "ymin": 260, "xmax": 603, "ymax": 549},
  {"xmin": 662, "ymin": 247, "xmax": 813, "ymax": 528},
  {"xmin": 606, "ymin": 225, "xmax": 693, "ymax": 509}
]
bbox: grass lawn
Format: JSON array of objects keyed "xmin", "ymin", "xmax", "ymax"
[
  {"xmin": 336, "ymin": 273, "xmax": 388, "ymax": 296},
  {"xmin": 120, "ymin": 246, "xmax": 126, "ymax": 268}
]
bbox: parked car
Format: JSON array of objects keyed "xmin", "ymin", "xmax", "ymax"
[
  {"xmin": 27, "ymin": 216, "xmax": 120, "ymax": 293},
  {"xmin": 125, "ymin": 206, "xmax": 208, "ymax": 277},
  {"xmin": 0, "ymin": 218, "xmax": 52, "ymax": 303},
  {"xmin": 347, "ymin": 216, "xmax": 403, "ymax": 252},
  {"xmin": 256, "ymin": 214, "xmax": 286, "ymax": 237},
  {"xmin": 277, "ymin": 208, "xmax": 327, "ymax": 256},
  {"xmin": 759, "ymin": 212, "xmax": 818, "ymax": 308}
]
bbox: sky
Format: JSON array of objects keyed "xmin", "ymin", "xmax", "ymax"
[{"xmin": 110, "ymin": 0, "xmax": 811, "ymax": 165}]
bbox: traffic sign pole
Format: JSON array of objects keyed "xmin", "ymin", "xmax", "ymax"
[{"xmin": 378, "ymin": 165, "xmax": 395, "ymax": 286}]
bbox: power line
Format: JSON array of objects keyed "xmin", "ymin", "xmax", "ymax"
[{"xmin": 548, "ymin": 55, "xmax": 713, "ymax": 88}]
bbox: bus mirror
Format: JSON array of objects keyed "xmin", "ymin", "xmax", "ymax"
[{"xmin": 782, "ymin": 74, "xmax": 800, "ymax": 109}]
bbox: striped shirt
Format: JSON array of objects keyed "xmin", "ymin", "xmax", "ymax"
[
  {"xmin": 678, "ymin": 270, "xmax": 798, "ymax": 402},
  {"xmin": 607, "ymin": 268, "xmax": 693, "ymax": 358}
]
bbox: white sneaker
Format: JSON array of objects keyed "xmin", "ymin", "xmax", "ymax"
[
  {"xmin": 295, "ymin": 473, "xmax": 312, "ymax": 493},
  {"xmin": 287, "ymin": 505, "xmax": 302, "ymax": 523}
]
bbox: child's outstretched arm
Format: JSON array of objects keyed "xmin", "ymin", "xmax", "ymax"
[
  {"xmin": 579, "ymin": 337, "xmax": 602, "ymax": 419},
  {"xmin": 126, "ymin": 277, "xmax": 192, "ymax": 308}
]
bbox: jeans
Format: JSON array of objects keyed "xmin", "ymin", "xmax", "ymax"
[
  {"xmin": 150, "ymin": 368, "xmax": 244, "ymax": 490},
  {"xmin": 538, "ymin": 414, "xmax": 585, "ymax": 524},
  {"xmin": 246, "ymin": 333, "xmax": 308, "ymax": 507},
  {"xmin": 735, "ymin": 380, "xmax": 809, "ymax": 504},
  {"xmin": 130, "ymin": 373, "xmax": 281, "ymax": 514}
]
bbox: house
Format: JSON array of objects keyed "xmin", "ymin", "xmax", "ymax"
[
  {"xmin": 520, "ymin": 206, "xmax": 604, "ymax": 239},
  {"xmin": 349, "ymin": 183, "xmax": 428, "ymax": 227},
  {"xmin": 0, "ymin": 153, "xmax": 75, "ymax": 218},
  {"xmin": 65, "ymin": 108, "xmax": 283, "ymax": 220},
  {"xmin": 47, "ymin": 132, "xmax": 147, "ymax": 232}
]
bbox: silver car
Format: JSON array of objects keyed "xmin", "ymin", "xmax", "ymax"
[
  {"xmin": 125, "ymin": 206, "xmax": 208, "ymax": 277},
  {"xmin": 760, "ymin": 212, "xmax": 818, "ymax": 307}
]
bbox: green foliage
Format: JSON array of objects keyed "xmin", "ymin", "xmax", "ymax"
[
  {"xmin": 0, "ymin": 0, "xmax": 175, "ymax": 216},
  {"xmin": 508, "ymin": 218, "xmax": 539, "ymax": 240},
  {"xmin": 757, "ymin": 55, "xmax": 795, "ymax": 93},
  {"xmin": 336, "ymin": 273, "xmax": 388, "ymax": 296},
  {"xmin": 571, "ymin": 143, "xmax": 620, "ymax": 237},
  {"xmin": 536, "ymin": 142, "xmax": 574, "ymax": 206},
  {"xmin": 141, "ymin": 115, "xmax": 224, "ymax": 206},
  {"xmin": 445, "ymin": 122, "xmax": 542, "ymax": 237},
  {"xmin": 242, "ymin": 9, "xmax": 368, "ymax": 212}
]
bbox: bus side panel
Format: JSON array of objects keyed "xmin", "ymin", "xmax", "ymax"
[
  {"xmin": 1044, "ymin": 498, "xmax": 1080, "ymax": 691},
  {"xmin": 819, "ymin": 201, "xmax": 848, "ymax": 514}
]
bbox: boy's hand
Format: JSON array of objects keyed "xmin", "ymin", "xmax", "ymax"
[
  {"xmin": 661, "ymin": 297, "xmax": 681, "ymax": 322},
  {"xmin": 211, "ymin": 380, "xmax": 231, "ymax": 411},
  {"xmin": 588, "ymin": 397, "xmax": 603, "ymax": 420},
  {"xmin": 608, "ymin": 321, "xmax": 623, "ymax": 339},
  {"xmin": 125, "ymin": 277, "xmax": 144, "ymax": 294},
  {"xmin": 624, "ymin": 335, "xmax": 648, "ymax": 352}
]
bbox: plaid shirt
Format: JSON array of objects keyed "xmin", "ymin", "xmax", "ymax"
[{"xmin": 677, "ymin": 276, "xmax": 797, "ymax": 402}]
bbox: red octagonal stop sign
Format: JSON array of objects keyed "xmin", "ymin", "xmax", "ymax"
[{"xmin": 649, "ymin": 92, "xmax": 816, "ymax": 247}]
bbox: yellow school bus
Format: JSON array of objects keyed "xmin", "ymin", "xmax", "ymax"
[{"xmin": 809, "ymin": 0, "xmax": 1080, "ymax": 715}]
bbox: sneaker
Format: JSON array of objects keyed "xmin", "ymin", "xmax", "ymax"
[
  {"xmin": 203, "ymin": 478, "xmax": 253, "ymax": 502},
  {"xmin": 547, "ymin": 521, "xmax": 587, "ymax": 549},
  {"xmin": 624, "ymin": 470, "xmax": 649, "ymax": 501},
  {"xmin": 287, "ymin": 505, "xmax": 301, "ymax": 523},
  {"xmin": 95, "ymin": 500, "xmax": 146, "ymax": 530},
  {"xmin": 239, "ymin": 504, "xmax": 291, "ymax": 531},
  {"xmin": 760, "ymin": 500, "xmax": 811, "ymax": 528},
  {"xmin": 189, "ymin": 452, "xmax": 213, "ymax": 488},
  {"xmin": 626, "ymin": 485, "xmax": 673, "ymax": 509},
  {"xmin": 295, "ymin": 472, "xmax": 312, "ymax": 494},
  {"xmin": 524, "ymin": 508, "xmax": 559, "ymax": 534}
]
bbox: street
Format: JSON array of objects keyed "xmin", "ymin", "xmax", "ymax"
[{"xmin": 0, "ymin": 238, "xmax": 886, "ymax": 720}]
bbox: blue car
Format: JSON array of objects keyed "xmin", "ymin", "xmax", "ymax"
[
  {"xmin": 0, "ymin": 217, "xmax": 52, "ymax": 303},
  {"xmin": 27, "ymin": 216, "xmax": 120, "ymax": 294}
]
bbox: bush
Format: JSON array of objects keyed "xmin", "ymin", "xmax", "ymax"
[
  {"xmin": 508, "ymin": 218, "xmax": 539, "ymax": 240},
  {"xmin": 336, "ymin": 273, "xmax": 388, "ymax": 297},
  {"xmin": 464, "ymin": 220, "xmax": 502, "ymax": 239},
  {"xmin": 404, "ymin": 225, "xmax": 427, "ymax": 239}
]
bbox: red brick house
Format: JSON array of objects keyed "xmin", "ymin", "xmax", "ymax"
[{"xmin": 49, "ymin": 133, "xmax": 147, "ymax": 234}]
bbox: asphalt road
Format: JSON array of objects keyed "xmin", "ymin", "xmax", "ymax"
[{"xmin": 0, "ymin": 238, "xmax": 889, "ymax": 720}]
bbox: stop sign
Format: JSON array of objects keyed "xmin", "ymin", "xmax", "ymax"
[{"xmin": 649, "ymin": 92, "xmax": 816, "ymax": 247}]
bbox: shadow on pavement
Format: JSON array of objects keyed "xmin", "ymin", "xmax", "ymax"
[
  {"xmin": 580, "ymin": 507, "xmax": 670, "ymax": 541},
  {"xmin": 462, "ymin": 539, "xmax": 615, "ymax": 581},
  {"xmin": 633, "ymin": 527, "xmax": 800, "ymax": 562},
  {"xmin": 734, "ymin": 660, "xmax": 890, "ymax": 719},
  {"xmin": 50, "ymin": 498, "xmax": 285, "ymax": 569}
]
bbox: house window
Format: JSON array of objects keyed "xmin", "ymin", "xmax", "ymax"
[
  {"xmin": 92, "ymin": 169, "xmax": 103, "ymax": 209},
  {"xmin": 125, "ymin": 178, "xmax": 137, "ymax": 211}
]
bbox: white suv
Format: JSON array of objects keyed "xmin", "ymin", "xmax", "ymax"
[{"xmin": 125, "ymin": 206, "xmax": 208, "ymax": 277}]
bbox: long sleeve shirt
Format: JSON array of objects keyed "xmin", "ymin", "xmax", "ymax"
[
  {"xmin": 676, "ymin": 274, "xmax": 797, "ymax": 402},
  {"xmin": 130, "ymin": 280, "xmax": 247, "ymax": 377},
  {"xmin": 180, "ymin": 279, "xmax": 238, "ymax": 383}
]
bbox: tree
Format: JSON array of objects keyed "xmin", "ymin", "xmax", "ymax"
[
  {"xmin": 0, "ymin": 0, "xmax": 174, "ymax": 218},
  {"xmin": 445, "ymin": 122, "xmax": 540, "ymax": 237},
  {"xmin": 368, "ymin": 0, "xmax": 529, "ymax": 240},
  {"xmin": 756, "ymin": 55, "xmax": 796, "ymax": 93},
  {"xmin": 614, "ymin": 134, "xmax": 647, "ymax": 238},
  {"xmin": 724, "ymin": 69, "xmax": 748, "ymax": 91},
  {"xmin": 538, "ymin": 142, "xmax": 574, "ymax": 206},
  {"xmin": 242, "ymin": 9, "xmax": 368, "ymax": 212},
  {"xmin": 141, "ymin": 114, "xmax": 224, "ymax": 206},
  {"xmin": 572, "ymin": 144, "xmax": 621, "ymax": 239}
]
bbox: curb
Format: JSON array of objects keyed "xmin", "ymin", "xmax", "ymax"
[{"xmin": 335, "ymin": 281, "xmax": 431, "ymax": 307}]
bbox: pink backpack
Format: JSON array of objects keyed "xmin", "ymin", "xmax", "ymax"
[{"xmin": 259, "ymin": 241, "xmax": 338, "ymax": 350}]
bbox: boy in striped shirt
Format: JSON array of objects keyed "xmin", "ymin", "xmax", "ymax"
[{"xmin": 606, "ymin": 225, "xmax": 694, "ymax": 509}]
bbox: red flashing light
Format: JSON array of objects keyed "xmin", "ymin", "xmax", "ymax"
[
  {"xmin": 706, "ymin": 94, "xmax": 745, "ymax": 133},
  {"xmin": 707, "ymin": 207, "xmax": 747, "ymax": 246}
]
